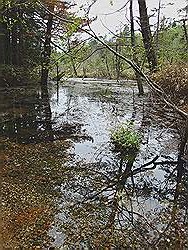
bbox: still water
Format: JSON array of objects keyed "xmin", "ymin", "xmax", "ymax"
[{"xmin": 0, "ymin": 79, "xmax": 187, "ymax": 249}]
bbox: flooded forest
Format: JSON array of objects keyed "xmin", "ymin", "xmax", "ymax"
[{"xmin": 0, "ymin": 0, "xmax": 188, "ymax": 249}]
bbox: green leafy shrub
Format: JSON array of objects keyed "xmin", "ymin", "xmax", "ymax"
[{"xmin": 111, "ymin": 122, "xmax": 141, "ymax": 153}]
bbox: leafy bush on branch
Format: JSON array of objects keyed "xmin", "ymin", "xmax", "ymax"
[{"xmin": 111, "ymin": 122, "xmax": 141, "ymax": 154}]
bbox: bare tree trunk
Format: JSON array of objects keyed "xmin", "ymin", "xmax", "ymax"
[
  {"xmin": 155, "ymin": 0, "xmax": 161, "ymax": 54},
  {"xmin": 115, "ymin": 40, "xmax": 120, "ymax": 81},
  {"xmin": 67, "ymin": 38, "xmax": 78, "ymax": 77},
  {"xmin": 105, "ymin": 53, "xmax": 111, "ymax": 79},
  {"xmin": 5, "ymin": 16, "xmax": 11, "ymax": 64},
  {"xmin": 182, "ymin": 19, "xmax": 188, "ymax": 50},
  {"xmin": 138, "ymin": 0, "xmax": 157, "ymax": 71},
  {"xmin": 18, "ymin": 9, "xmax": 23, "ymax": 66},
  {"xmin": 0, "ymin": 5, "xmax": 11, "ymax": 64},
  {"xmin": 70, "ymin": 56, "xmax": 78, "ymax": 77},
  {"xmin": 41, "ymin": 4, "xmax": 54, "ymax": 86},
  {"xmin": 82, "ymin": 66, "xmax": 86, "ymax": 78},
  {"xmin": 174, "ymin": 118, "xmax": 188, "ymax": 202},
  {"xmin": 0, "ymin": 22, "xmax": 6, "ymax": 64},
  {"xmin": 130, "ymin": 0, "xmax": 144, "ymax": 95},
  {"xmin": 12, "ymin": 22, "xmax": 18, "ymax": 65}
]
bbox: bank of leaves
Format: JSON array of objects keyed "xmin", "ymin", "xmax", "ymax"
[{"xmin": 152, "ymin": 63, "xmax": 188, "ymax": 112}]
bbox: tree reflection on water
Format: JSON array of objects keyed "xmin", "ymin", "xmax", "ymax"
[
  {"xmin": 56, "ymin": 150, "xmax": 187, "ymax": 249},
  {"xmin": 0, "ymin": 85, "xmax": 85, "ymax": 248},
  {"xmin": 0, "ymin": 82, "xmax": 187, "ymax": 249}
]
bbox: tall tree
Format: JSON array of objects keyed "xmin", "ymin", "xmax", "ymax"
[
  {"xmin": 40, "ymin": 0, "xmax": 74, "ymax": 85},
  {"xmin": 138, "ymin": 0, "xmax": 157, "ymax": 71},
  {"xmin": 130, "ymin": 0, "xmax": 144, "ymax": 95},
  {"xmin": 0, "ymin": 20, "xmax": 6, "ymax": 64},
  {"xmin": 41, "ymin": 1, "xmax": 55, "ymax": 86},
  {"xmin": 179, "ymin": 1, "xmax": 188, "ymax": 49}
]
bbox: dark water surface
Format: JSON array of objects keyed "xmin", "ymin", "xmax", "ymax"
[{"xmin": 1, "ymin": 79, "xmax": 187, "ymax": 249}]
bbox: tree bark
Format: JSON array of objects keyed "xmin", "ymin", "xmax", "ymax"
[
  {"xmin": 18, "ymin": 9, "xmax": 23, "ymax": 65},
  {"xmin": 0, "ymin": 22, "xmax": 6, "ymax": 64},
  {"xmin": 130, "ymin": 0, "xmax": 144, "ymax": 95},
  {"xmin": 138, "ymin": 0, "xmax": 157, "ymax": 71},
  {"xmin": 11, "ymin": 21, "xmax": 18, "ymax": 65},
  {"xmin": 41, "ymin": 4, "xmax": 54, "ymax": 86},
  {"xmin": 115, "ymin": 40, "xmax": 120, "ymax": 81},
  {"xmin": 155, "ymin": 0, "xmax": 161, "ymax": 53},
  {"xmin": 105, "ymin": 53, "xmax": 111, "ymax": 79},
  {"xmin": 182, "ymin": 19, "xmax": 188, "ymax": 50},
  {"xmin": 5, "ymin": 21, "xmax": 11, "ymax": 64},
  {"xmin": 67, "ymin": 39, "xmax": 78, "ymax": 77}
]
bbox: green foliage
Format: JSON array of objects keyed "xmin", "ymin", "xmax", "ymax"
[
  {"xmin": 66, "ymin": 17, "xmax": 82, "ymax": 37},
  {"xmin": 111, "ymin": 122, "xmax": 141, "ymax": 153},
  {"xmin": 158, "ymin": 25, "xmax": 188, "ymax": 64},
  {"xmin": 0, "ymin": 64, "xmax": 38, "ymax": 86},
  {"xmin": 55, "ymin": 21, "xmax": 188, "ymax": 80}
]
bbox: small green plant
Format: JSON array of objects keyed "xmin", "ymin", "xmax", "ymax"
[{"xmin": 111, "ymin": 122, "xmax": 141, "ymax": 153}]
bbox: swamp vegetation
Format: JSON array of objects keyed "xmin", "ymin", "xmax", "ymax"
[{"xmin": 0, "ymin": 0, "xmax": 188, "ymax": 249}]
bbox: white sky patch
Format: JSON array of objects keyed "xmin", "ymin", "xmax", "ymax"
[{"xmin": 72, "ymin": 0, "xmax": 187, "ymax": 36}]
